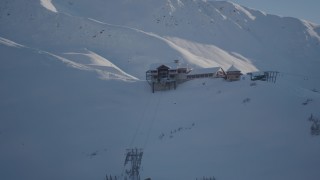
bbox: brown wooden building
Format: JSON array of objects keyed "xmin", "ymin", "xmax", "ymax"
[{"xmin": 225, "ymin": 65, "xmax": 242, "ymax": 81}]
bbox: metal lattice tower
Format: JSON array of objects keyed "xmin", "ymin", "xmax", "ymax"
[{"xmin": 124, "ymin": 148, "xmax": 143, "ymax": 180}]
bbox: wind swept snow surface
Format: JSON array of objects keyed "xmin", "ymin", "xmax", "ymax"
[
  {"xmin": 0, "ymin": 37, "xmax": 24, "ymax": 48},
  {"xmin": 1, "ymin": 0, "xmax": 320, "ymax": 180},
  {"xmin": 40, "ymin": 0, "xmax": 58, "ymax": 13},
  {"xmin": 63, "ymin": 50, "xmax": 139, "ymax": 80}
]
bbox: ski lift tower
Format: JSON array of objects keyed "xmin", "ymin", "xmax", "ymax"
[{"xmin": 124, "ymin": 148, "xmax": 143, "ymax": 180}]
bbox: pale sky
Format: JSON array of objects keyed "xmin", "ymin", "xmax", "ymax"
[{"xmin": 229, "ymin": 0, "xmax": 320, "ymax": 24}]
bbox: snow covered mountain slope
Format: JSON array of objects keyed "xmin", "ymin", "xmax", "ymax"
[
  {"xmin": 52, "ymin": 0, "xmax": 320, "ymax": 73},
  {"xmin": 0, "ymin": 0, "xmax": 190, "ymax": 79},
  {"xmin": 1, "ymin": 0, "xmax": 320, "ymax": 180},
  {"xmin": 2, "ymin": 0, "xmax": 319, "ymax": 78}
]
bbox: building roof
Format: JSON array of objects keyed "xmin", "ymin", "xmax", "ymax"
[
  {"xmin": 227, "ymin": 65, "xmax": 241, "ymax": 72},
  {"xmin": 149, "ymin": 62, "xmax": 190, "ymax": 70},
  {"xmin": 188, "ymin": 67, "xmax": 222, "ymax": 75}
]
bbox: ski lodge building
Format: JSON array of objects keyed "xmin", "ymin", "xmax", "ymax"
[{"xmin": 146, "ymin": 60, "xmax": 241, "ymax": 92}]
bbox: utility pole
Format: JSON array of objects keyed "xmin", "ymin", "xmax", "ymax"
[{"xmin": 124, "ymin": 148, "xmax": 143, "ymax": 180}]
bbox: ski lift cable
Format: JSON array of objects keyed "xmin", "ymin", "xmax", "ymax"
[
  {"xmin": 121, "ymin": 90, "xmax": 162, "ymax": 180},
  {"xmin": 121, "ymin": 83, "xmax": 162, "ymax": 179},
  {"xmin": 129, "ymin": 90, "xmax": 154, "ymax": 147},
  {"xmin": 128, "ymin": 82, "xmax": 162, "ymax": 148},
  {"xmin": 121, "ymin": 83, "xmax": 156, "ymax": 179},
  {"xmin": 143, "ymin": 90, "xmax": 163, "ymax": 149}
]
